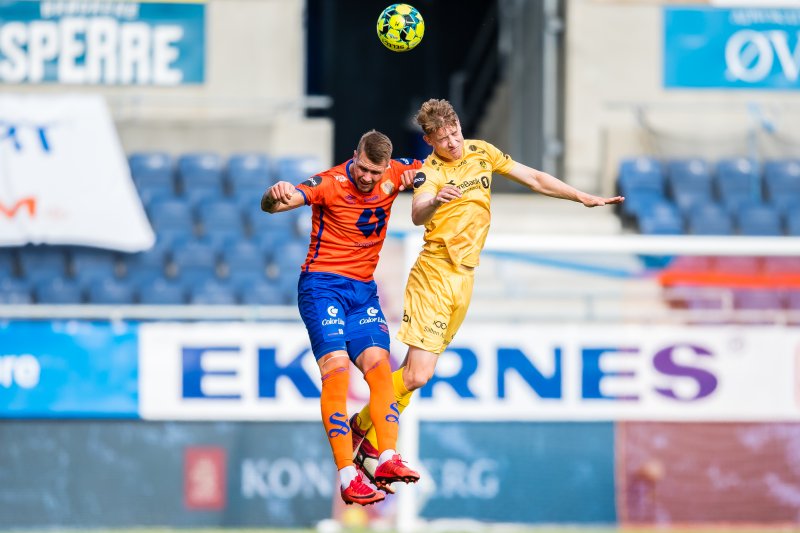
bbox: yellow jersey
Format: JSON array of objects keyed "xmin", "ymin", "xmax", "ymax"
[{"xmin": 413, "ymin": 139, "xmax": 515, "ymax": 267}]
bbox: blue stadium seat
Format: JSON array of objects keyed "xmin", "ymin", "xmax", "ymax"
[
  {"xmin": 617, "ymin": 157, "xmax": 665, "ymax": 197},
  {"xmin": 255, "ymin": 231, "xmax": 301, "ymax": 263},
  {"xmin": 0, "ymin": 277, "xmax": 32, "ymax": 304},
  {"xmin": 196, "ymin": 199, "xmax": 245, "ymax": 245},
  {"xmin": 248, "ymin": 208, "xmax": 301, "ymax": 239},
  {"xmin": 148, "ymin": 199, "xmax": 196, "ymax": 244},
  {"xmin": 86, "ymin": 278, "xmax": 135, "ymax": 305},
  {"xmin": 667, "ymin": 158, "xmax": 714, "ymax": 212},
  {"xmin": 271, "ymin": 241, "xmax": 309, "ymax": 279},
  {"xmin": 137, "ymin": 278, "xmax": 186, "ymax": 305},
  {"xmin": 620, "ymin": 191, "xmax": 669, "ymax": 220},
  {"xmin": 70, "ymin": 248, "xmax": 119, "ymax": 285},
  {"xmin": 222, "ymin": 241, "xmax": 266, "ymax": 275},
  {"xmin": 764, "ymin": 159, "xmax": 800, "ymax": 201},
  {"xmin": 188, "ymin": 280, "xmax": 237, "ymax": 305},
  {"xmin": 228, "ymin": 153, "xmax": 272, "ymax": 192},
  {"xmin": 274, "ymin": 156, "xmax": 321, "ymax": 183},
  {"xmin": 129, "ymin": 152, "xmax": 175, "ymax": 204},
  {"xmin": 686, "ymin": 204, "xmax": 733, "ymax": 235},
  {"xmin": 787, "ymin": 211, "xmax": 800, "ymax": 236},
  {"xmin": 0, "ymin": 249, "xmax": 15, "ymax": 278},
  {"xmin": 34, "ymin": 278, "xmax": 83, "ymax": 304},
  {"xmin": 171, "ymin": 240, "xmax": 220, "ymax": 286},
  {"xmin": 715, "ymin": 157, "xmax": 761, "ymax": 211},
  {"xmin": 770, "ymin": 191, "xmax": 800, "ymax": 216},
  {"xmin": 120, "ymin": 243, "xmax": 170, "ymax": 281},
  {"xmin": 238, "ymin": 279, "xmax": 289, "ymax": 305},
  {"xmin": 735, "ymin": 204, "xmax": 783, "ymax": 236},
  {"xmin": 177, "ymin": 152, "xmax": 225, "ymax": 205},
  {"xmin": 636, "ymin": 203, "xmax": 683, "ymax": 234},
  {"xmin": 18, "ymin": 246, "xmax": 69, "ymax": 284}
]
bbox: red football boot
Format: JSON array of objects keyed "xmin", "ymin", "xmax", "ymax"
[
  {"xmin": 374, "ymin": 454, "xmax": 420, "ymax": 485},
  {"xmin": 340, "ymin": 472, "xmax": 385, "ymax": 506}
]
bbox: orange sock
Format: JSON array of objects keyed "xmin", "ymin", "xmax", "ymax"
[
  {"xmin": 320, "ymin": 366, "xmax": 352, "ymax": 469},
  {"xmin": 363, "ymin": 358, "xmax": 399, "ymax": 454}
]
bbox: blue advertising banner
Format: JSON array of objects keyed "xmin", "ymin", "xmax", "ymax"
[
  {"xmin": 664, "ymin": 7, "xmax": 800, "ymax": 89},
  {"xmin": 0, "ymin": 0, "xmax": 205, "ymax": 85},
  {"xmin": 0, "ymin": 321, "xmax": 139, "ymax": 417},
  {"xmin": 419, "ymin": 421, "xmax": 616, "ymax": 523}
]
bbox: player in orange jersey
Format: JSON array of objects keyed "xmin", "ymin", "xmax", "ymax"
[
  {"xmin": 350, "ymin": 99, "xmax": 625, "ymax": 484},
  {"xmin": 261, "ymin": 130, "xmax": 422, "ymax": 505}
]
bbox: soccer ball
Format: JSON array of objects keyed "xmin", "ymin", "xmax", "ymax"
[{"xmin": 376, "ymin": 4, "xmax": 424, "ymax": 52}]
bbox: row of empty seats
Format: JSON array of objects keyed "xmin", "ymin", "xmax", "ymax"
[
  {"xmin": 0, "ymin": 151, "xmax": 325, "ymax": 305},
  {"xmin": 618, "ymin": 156, "xmax": 800, "ymax": 235}
]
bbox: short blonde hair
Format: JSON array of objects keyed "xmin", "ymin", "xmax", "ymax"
[
  {"xmin": 357, "ymin": 130, "xmax": 392, "ymax": 164},
  {"xmin": 415, "ymin": 98, "xmax": 459, "ymax": 136}
]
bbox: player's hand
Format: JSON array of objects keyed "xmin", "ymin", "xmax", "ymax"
[
  {"xmin": 269, "ymin": 181, "xmax": 296, "ymax": 204},
  {"xmin": 399, "ymin": 169, "xmax": 417, "ymax": 191},
  {"xmin": 580, "ymin": 194, "xmax": 625, "ymax": 207},
  {"xmin": 435, "ymin": 185, "xmax": 462, "ymax": 205}
]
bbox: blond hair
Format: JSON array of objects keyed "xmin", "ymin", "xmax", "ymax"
[
  {"xmin": 415, "ymin": 98, "xmax": 459, "ymax": 136},
  {"xmin": 356, "ymin": 130, "xmax": 393, "ymax": 164}
]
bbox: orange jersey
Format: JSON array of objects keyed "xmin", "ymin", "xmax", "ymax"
[{"xmin": 295, "ymin": 157, "xmax": 422, "ymax": 281}]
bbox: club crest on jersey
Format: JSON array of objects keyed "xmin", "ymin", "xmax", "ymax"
[
  {"xmin": 381, "ymin": 180, "xmax": 395, "ymax": 195},
  {"xmin": 302, "ymin": 176, "xmax": 322, "ymax": 188},
  {"xmin": 334, "ymin": 174, "xmax": 347, "ymax": 183},
  {"xmin": 413, "ymin": 172, "xmax": 427, "ymax": 188}
]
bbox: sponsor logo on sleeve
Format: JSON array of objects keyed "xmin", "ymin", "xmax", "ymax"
[
  {"xmin": 413, "ymin": 172, "xmax": 427, "ymax": 188},
  {"xmin": 301, "ymin": 176, "xmax": 322, "ymax": 188}
]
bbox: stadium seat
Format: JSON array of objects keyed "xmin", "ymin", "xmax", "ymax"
[
  {"xmin": 769, "ymin": 191, "xmax": 800, "ymax": 216},
  {"xmin": 119, "ymin": 243, "xmax": 170, "ymax": 281},
  {"xmin": 70, "ymin": 248, "xmax": 119, "ymax": 285},
  {"xmin": 18, "ymin": 246, "xmax": 69, "ymax": 284},
  {"xmin": 715, "ymin": 157, "xmax": 761, "ymax": 211},
  {"xmin": 271, "ymin": 241, "xmax": 309, "ymax": 279},
  {"xmin": 86, "ymin": 278, "xmax": 135, "ymax": 305},
  {"xmin": 221, "ymin": 241, "xmax": 267, "ymax": 276},
  {"xmin": 147, "ymin": 199, "xmax": 196, "ymax": 244},
  {"xmin": 34, "ymin": 278, "xmax": 83, "ymax": 304},
  {"xmin": 636, "ymin": 203, "xmax": 683, "ymax": 235},
  {"xmin": 764, "ymin": 159, "xmax": 800, "ymax": 201},
  {"xmin": 620, "ymin": 190, "xmax": 668, "ymax": 220},
  {"xmin": 735, "ymin": 204, "xmax": 783, "ymax": 236},
  {"xmin": 787, "ymin": 211, "xmax": 800, "ymax": 236},
  {"xmin": 0, "ymin": 249, "xmax": 15, "ymax": 278},
  {"xmin": 196, "ymin": 199, "xmax": 246, "ymax": 246},
  {"xmin": 274, "ymin": 156, "xmax": 321, "ymax": 183},
  {"xmin": 228, "ymin": 153, "xmax": 273, "ymax": 193},
  {"xmin": 137, "ymin": 278, "xmax": 186, "ymax": 305},
  {"xmin": 617, "ymin": 156, "xmax": 664, "ymax": 195},
  {"xmin": 0, "ymin": 277, "xmax": 32, "ymax": 304},
  {"xmin": 188, "ymin": 280, "xmax": 237, "ymax": 305},
  {"xmin": 667, "ymin": 158, "xmax": 714, "ymax": 212},
  {"xmin": 667, "ymin": 255, "xmax": 713, "ymax": 272},
  {"xmin": 171, "ymin": 240, "xmax": 220, "ymax": 286},
  {"xmin": 686, "ymin": 204, "xmax": 733, "ymax": 235},
  {"xmin": 177, "ymin": 152, "xmax": 226, "ymax": 206},
  {"xmin": 238, "ymin": 279, "xmax": 289, "ymax": 305},
  {"xmin": 248, "ymin": 207, "xmax": 302, "ymax": 239},
  {"xmin": 129, "ymin": 152, "xmax": 176, "ymax": 204}
]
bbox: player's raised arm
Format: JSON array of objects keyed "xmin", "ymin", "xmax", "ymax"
[
  {"xmin": 411, "ymin": 184, "xmax": 462, "ymax": 226},
  {"xmin": 261, "ymin": 180, "xmax": 305, "ymax": 213},
  {"xmin": 504, "ymin": 162, "xmax": 625, "ymax": 207}
]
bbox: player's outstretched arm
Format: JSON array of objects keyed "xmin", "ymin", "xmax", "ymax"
[
  {"xmin": 261, "ymin": 181, "xmax": 305, "ymax": 213},
  {"xmin": 505, "ymin": 162, "xmax": 624, "ymax": 207}
]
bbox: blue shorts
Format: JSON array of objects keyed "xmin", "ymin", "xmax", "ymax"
[{"xmin": 297, "ymin": 272, "xmax": 391, "ymax": 361}]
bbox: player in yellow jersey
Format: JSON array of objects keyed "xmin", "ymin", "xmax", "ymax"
[{"xmin": 349, "ymin": 98, "xmax": 625, "ymax": 491}]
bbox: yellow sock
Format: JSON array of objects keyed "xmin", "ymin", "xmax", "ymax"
[{"xmin": 358, "ymin": 368, "xmax": 413, "ymax": 449}]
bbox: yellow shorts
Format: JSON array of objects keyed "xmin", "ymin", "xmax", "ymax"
[{"xmin": 396, "ymin": 254, "xmax": 475, "ymax": 354}]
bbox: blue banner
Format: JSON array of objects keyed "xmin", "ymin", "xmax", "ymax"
[
  {"xmin": 0, "ymin": 321, "xmax": 139, "ymax": 417},
  {"xmin": 0, "ymin": 1, "xmax": 205, "ymax": 85},
  {"xmin": 419, "ymin": 421, "xmax": 616, "ymax": 523},
  {"xmin": 664, "ymin": 7, "xmax": 800, "ymax": 89}
]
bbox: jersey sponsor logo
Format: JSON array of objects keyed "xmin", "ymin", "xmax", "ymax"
[
  {"xmin": 334, "ymin": 174, "xmax": 347, "ymax": 182},
  {"xmin": 402, "ymin": 311, "xmax": 410, "ymax": 323},
  {"xmin": 481, "ymin": 176, "xmax": 490, "ymax": 188},
  {"xmin": 413, "ymin": 173, "xmax": 427, "ymax": 188},
  {"xmin": 327, "ymin": 412, "xmax": 350, "ymax": 437},
  {"xmin": 356, "ymin": 207, "xmax": 386, "ymax": 238},
  {"xmin": 327, "ymin": 306, "xmax": 339, "ymax": 317},
  {"xmin": 302, "ymin": 176, "xmax": 322, "ymax": 188},
  {"xmin": 381, "ymin": 180, "xmax": 395, "ymax": 195},
  {"xmin": 396, "ymin": 158, "xmax": 413, "ymax": 165},
  {"xmin": 367, "ymin": 307, "xmax": 378, "ymax": 317},
  {"xmin": 433, "ymin": 320, "xmax": 447, "ymax": 329}
]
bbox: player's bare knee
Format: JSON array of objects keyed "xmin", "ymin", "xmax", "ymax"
[{"xmin": 403, "ymin": 367, "xmax": 434, "ymax": 391}]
